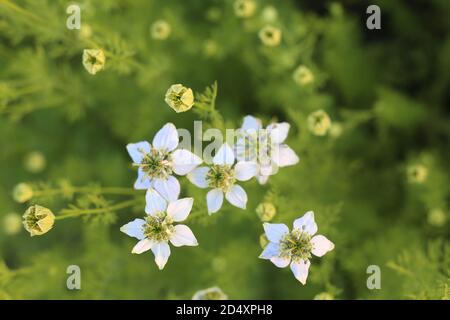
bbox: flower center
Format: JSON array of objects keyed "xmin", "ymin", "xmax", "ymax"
[
  {"xmin": 143, "ymin": 212, "xmax": 174, "ymax": 242},
  {"xmin": 138, "ymin": 148, "xmax": 173, "ymax": 180},
  {"xmin": 280, "ymin": 229, "xmax": 312, "ymax": 262},
  {"xmin": 207, "ymin": 165, "xmax": 236, "ymax": 192}
]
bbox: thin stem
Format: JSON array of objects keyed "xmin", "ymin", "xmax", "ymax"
[
  {"xmin": 33, "ymin": 186, "xmax": 140, "ymax": 198},
  {"xmin": 55, "ymin": 198, "xmax": 141, "ymax": 220}
]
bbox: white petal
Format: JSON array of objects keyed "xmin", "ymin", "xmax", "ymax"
[
  {"xmin": 187, "ymin": 167, "xmax": 209, "ymax": 189},
  {"xmin": 152, "ymin": 123, "xmax": 179, "ymax": 151},
  {"xmin": 167, "ymin": 198, "xmax": 193, "ymax": 222},
  {"xmin": 151, "ymin": 241, "xmax": 171, "ymax": 270},
  {"xmin": 225, "ymin": 184, "xmax": 247, "ymax": 209},
  {"xmin": 145, "ymin": 188, "xmax": 167, "ymax": 215},
  {"xmin": 272, "ymin": 144, "xmax": 299, "ymax": 167},
  {"xmin": 213, "ymin": 144, "xmax": 235, "ymax": 165},
  {"xmin": 293, "ymin": 211, "xmax": 318, "ymax": 236},
  {"xmin": 256, "ymin": 174, "xmax": 270, "ymax": 185},
  {"xmin": 170, "ymin": 224, "xmax": 198, "ymax": 247},
  {"xmin": 270, "ymin": 255, "xmax": 291, "ymax": 268},
  {"xmin": 311, "ymin": 235, "xmax": 335, "ymax": 257},
  {"xmin": 153, "ymin": 176, "xmax": 180, "ymax": 202},
  {"xmin": 290, "ymin": 260, "xmax": 310, "ymax": 285},
  {"xmin": 120, "ymin": 218, "xmax": 145, "ymax": 240},
  {"xmin": 134, "ymin": 168, "xmax": 152, "ymax": 190},
  {"xmin": 234, "ymin": 161, "xmax": 258, "ymax": 181},
  {"xmin": 206, "ymin": 189, "xmax": 224, "ymax": 214},
  {"xmin": 259, "ymin": 242, "xmax": 281, "ymax": 259},
  {"xmin": 126, "ymin": 141, "xmax": 151, "ymax": 163},
  {"xmin": 263, "ymin": 223, "xmax": 289, "ymax": 243},
  {"xmin": 242, "ymin": 115, "xmax": 262, "ymax": 131},
  {"xmin": 267, "ymin": 122, "xmax": 290, "ymax": 144},
  {"xmin": 131, "ymin": 238, "xmax": 154, "ymax": 254},
  {"xmin": 172, "ymin": 149, "xmax": 202, "ymax": 175}
]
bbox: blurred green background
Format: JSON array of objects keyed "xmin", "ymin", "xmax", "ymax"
[{"xmin": 0, "ymin": 0, "xmax": 449, "ymax": 299}]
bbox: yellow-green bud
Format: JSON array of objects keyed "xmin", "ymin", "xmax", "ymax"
[
  {"xmin": 192, "ymin": 287, "xmax": 228, "ymax": 300},
  {"xmin": 261, "ymin": 6, "xmax": 278, "ymax": 22},
  {"xmin": 259, "ymin": 25, "xmax": 282, "ymax": 47},
  {"xmin": 3, "ymin": 213, "xmax": 22, "ymax": 235},
  {"xmin": 165, "ymin": 84, "xmax": 194, "ymax": 113},
  {"xmin": 307, "ymin": 110, "xmax": 332, "ymax": 136},
  {"xmin": 259, "ymin": 233, "xmax": 269, "ymax": 249},
  {"xmin": 234, "ymin": 0, "xmax": 256, "ymax": 18},
  {"xmin": 293, "ymin": 65, "xmax": 314, "ymax": 86},
  {"xmin": 427, "ymin": 209, "xmax": 446, "ymax": 227},
  {"xmin": 23, "ymin": 205, "xmax": 55, "ymax": 237},
  {"xmin": 12, "ymin": 183, "xmax": 34, "ymax": 203},
  {"xmin": 256, "ymin": 202, "xmax": 277, "ymax": 222},
  {"xmin": 314, "ymin": 292, "xmax": 334, "ymax": 300},
  {"xmin": 24, "ymin": 151, "xmax": 46, "ymax": 173},
  {"xmin": 82, "ymin": 49, "xmax": 105, "ymax": 75},
  {"xmin": 407, "ymin": 164, "xmax": 428, "ymax": 184},
  {"xmin": 151, "ymin": 20, "xmax": 171, "ymax": 40}
]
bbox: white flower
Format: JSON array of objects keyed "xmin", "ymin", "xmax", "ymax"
[
  {"xmin": 259, "ymin": 211, "xmax": 334, "ymax": 285},
  {"xmin": 187, "ymin": 143, "xmax": 257, "ymax": 214},
  {"xmin": 126, "ymin": 123, "xmax": 202, "ymax": 201},
  {"xmin": 120, "ymin": 189, "xmax": 198, "ymax": 270},
  {"xmin": 235, "ymin": 115, "xmax": 299, "ymax": 185}
]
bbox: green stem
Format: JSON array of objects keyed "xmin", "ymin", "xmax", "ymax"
[
  {"xmin": 55, "ymin": 198, "xmax": 141, "ymax": 220},
  {"xmin": 33, "ymin": 186, "xmax": 140, "ymax": 198}
]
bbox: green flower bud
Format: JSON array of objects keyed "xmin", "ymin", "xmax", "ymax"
[
  {"xmin": 259, "ymin": 233, "xmax": 269, "ymax": 249},
  {"xmin": 256, "ymin": 202, "xmax": 277, "ymax": 222},
  {"xmin": 261, "ymin": 6, "xmax": 278, "ymax": 22},
  {"xmin": 165, "ymin": 84, "xmax": 195, "ymax": 113},
  {"xmin": 151, "ymin": 20, "xmax": 171, "ymax": 40},
  {"xmin": 293, "ymin": 65, "xmax": 314, "ymax": 86},
  {"xmin": 307, "ymin": 110, "xmax": 332, "ymax": 136},
  {"xmin": 12, "ymin": 183, "xmax": 34, "ymax": 203},
  {"xmin": 3, "ymin": 213, "xmax": 22, "ymax": 235},
  {"xmin": 23, "ymin": 205, "xmax": 55, "ymax": 237},
  {"xmin": 192, "ymin": 287, "xmax": 228, "ymax": 300},
  {"xmin": 407, "ymin": 164, "xmax": 428, "ymax": 184},
  {"xmin": 314, "ymin": 292, "xmax": 334, "ymax": 300},
  {"xmin": 24, "ymin": 151, "xmax": 46, "ymax": 173},
  {"xmin": 82, "ymin": 49, "xmax": 105, "ymax": 75},
  {"xmin": 259, "ymin": 25, "xmax": 282, "ymax": 47},
  {"xmin": 427, "ymin": 209, "xmax": 446, "ymax": 227},
  {"xmin": 234, "ymin": 0, "xmax": 256, "ymax": 18}
]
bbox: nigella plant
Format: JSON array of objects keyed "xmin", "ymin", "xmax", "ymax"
[
  {"xmin": 187, "ymin": 143, "xmax": 258, "ymax": 214},
  {"xmin": 235, "ymin": 115, "xmax": 299, "ymax": 185},
  {"xmin": 126, "ymin": 123, "xmax": 202, "ymax": 201},
  {"xmin": 120, "ymin": 188, "xmax": 198, "ymax": 270},
  {"xmin": 259, "ymin": 211, "xmax": 334, "ymax": 284}
]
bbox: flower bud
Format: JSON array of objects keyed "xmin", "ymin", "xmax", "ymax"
[
  {"xmin": 234, "ymin": 0, "xmax": 256, "ymax": 18},
  {"xmin": 151, "ymin": 20, "xmax": 171, "ymax": 40},
  {"xmin": 259, "ymin": 233, "xmax": 269, "ymax": 249},
  {"xmin": 256, "ymin": 202, "xmax": 277, "ymax": 222},
  {"xmin": 3, "ymin": 213, "xmax": 22, "ymax": 235},
  {"xmin": 12, "ymin": 183, "xmax": 34, "ymax": 203},
  {"xmin": 82, "ymin": 49, "xmax": 105, "ymax": 75},
  {"xmin": 24, "ymin": 151, "xmax": 46, "ymax": 173},
  {"xmin": 192, "ymin": 287, "xmax": 228, "ymax": 300},
  {"xmin": 259, "ymin": 25, "xmax": 282, "ymax": 47},
  {"xmin": 407, "ymin": 164, "xmax": 428, "ymax": 184},
  {"xmin": 261, "ymin": 6, "xmax": 278, "ymax": 22},
  {"xmin": 293, "ymin": 65, "xmax": 314, "ymax": 86},
  {"xmin": 427, "ymin": 209, "xmax": 446, "ymax": 227},
  {"xmin": 314, "ymin": 292, "xmax": 334, "ymax": 300},
  {"xmin": 23, "ymin": 205, "xmax": 55, "ymax": 237},
  {"xmin": 307, "ymin": 110, "xmax": 332, "ymax": 136},
  {"xmin": 165, "ymin": 84, "xmax": 194, "ymax": 113}
]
